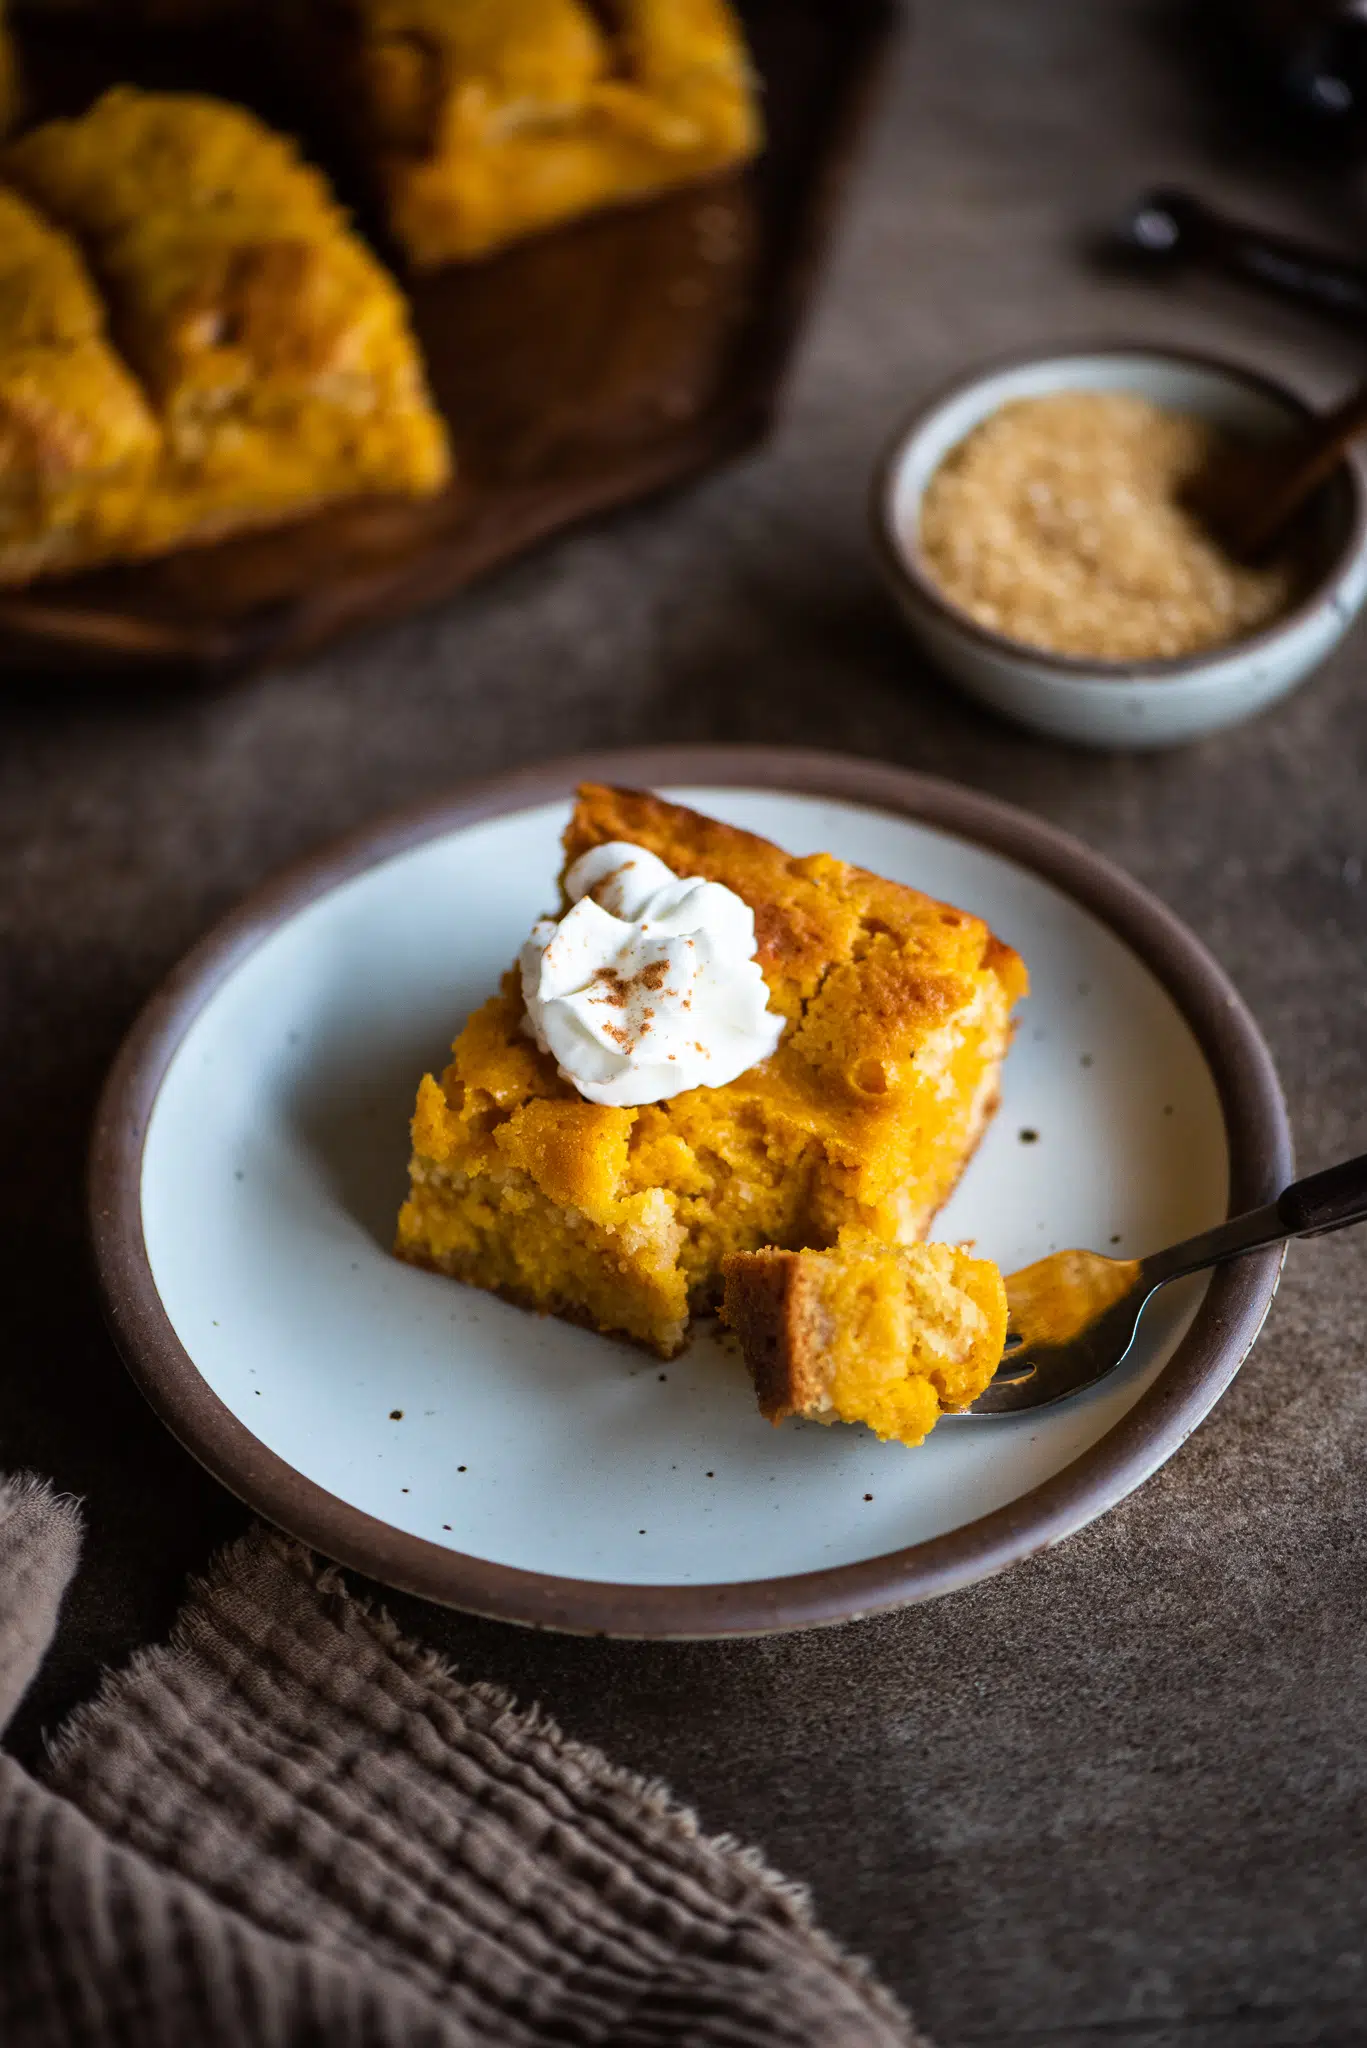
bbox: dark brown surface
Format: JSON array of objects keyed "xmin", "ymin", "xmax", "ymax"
[
  {"xmin": 88, "ymin": 746, "xmax": 1291, "ymax": 1637},
  {"xmin": 5, "ymin": 3, "xmax": 1367, "ymax": 2041},
  {"xmin": 0, "ymin": 0, "xmax": 897, "ymax": 680}
]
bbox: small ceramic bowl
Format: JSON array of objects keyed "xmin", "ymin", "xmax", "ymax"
[{"xmin": 871, "ymin": 344, "xmax": 1367, "ymax": 749}]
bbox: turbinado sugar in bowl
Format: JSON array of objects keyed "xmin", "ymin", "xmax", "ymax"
[{"xmin": 917, "ymin": 390, "xmax": 1297, "ymax": 662}]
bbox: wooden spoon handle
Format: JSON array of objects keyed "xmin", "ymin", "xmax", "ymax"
[{"xmin": 1225, "ymin": 376, "xmax": 1367, "ymax": 559}]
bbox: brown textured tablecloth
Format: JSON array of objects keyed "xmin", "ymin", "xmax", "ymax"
[
  {"xmin": 3, "ymin": 4, "xmax": 1367, "ymax": 2045},
  {"xmin": 0, "ymin": 1474, "xmax": 918, "ymax": 2046}
]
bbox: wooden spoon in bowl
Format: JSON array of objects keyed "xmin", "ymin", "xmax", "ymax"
[{"xmin": 1191, "ymin": 375, "xmax": 1367, "ymax": 561}]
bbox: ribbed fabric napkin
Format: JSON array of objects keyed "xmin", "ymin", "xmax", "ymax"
[{"xmin": 0, "ymin": 1472, "xmax": 923, "ymax": 2047}]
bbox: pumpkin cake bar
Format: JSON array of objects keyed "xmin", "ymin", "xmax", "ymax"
[
  {"xmin": 721, "ymin": 1240, "xmax": 1008, "ymax": 1446},
  {"xmin": 302, "ymin": 0, "xmax": 762, "ymax": 267},
  {"xmin": 3, "ymin": 88, "xmax": 450, "ymax": 569},
  {"xmin": 0, "ymin": 188, "xmax": 161, "ymax": 586},
  {"xmin": 396, "ymin": 785, "xmax": 1027, "ymax": 1358}
]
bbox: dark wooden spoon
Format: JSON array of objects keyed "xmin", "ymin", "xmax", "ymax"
[{"xmin": 1187, "ymin": 374, "xmax": 1367, "ymax": 561}]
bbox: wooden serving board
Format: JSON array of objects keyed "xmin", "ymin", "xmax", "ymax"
[{"xmin": 0, "ymin": 0, "xmax": 901, "ymax": 682}]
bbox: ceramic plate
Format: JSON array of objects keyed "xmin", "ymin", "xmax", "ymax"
[{"xmin": 90, "ymin": 746, "xmax": 1291, "ymax": 1636}]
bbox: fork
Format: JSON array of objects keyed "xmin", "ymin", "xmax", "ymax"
[{"xmin": 964, "ymin": 1151, "xmax": 1367, "ymax": 1417}]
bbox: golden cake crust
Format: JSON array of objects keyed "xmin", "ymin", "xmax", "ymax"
[
  {"xmin": 718, "ymin": 1245, "xmax": 829, "ymax": 1423},
  {"xmin": 1, "ymin": 88, "xmax": 450, "ymax": 579},
  {"xmin": 562, "ymin": 782, "xmax": 1030, "ymax": 1024},
  {"xmin": 396, "ymin": 785, "xmax": 1027, "ymax": 1357},
  {"xmin": 0, "ymin": 188, "xmax": 161, "ymax": 586},
  {"xmin": 302, "ymin": 0, "xmax": 763, "ymax": 267}
]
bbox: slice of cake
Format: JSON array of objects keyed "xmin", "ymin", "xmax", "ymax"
[
  {"xmin": 296, "ymin": 0, "xmax": 763, "ymax": 268},
  {"xmin": 721, "ymin": 1241, "xmax": 1008, "ymax": 1446},
  {"xmin": 4, "ymin": 88, "xmax": 450, "ymax": 563},
  {"xmin": 0, "ymin": 188, "xmax": 162, "ymax": 586},
  {"xmin": 396, "ymin": 785, "xmax": 1027, "ymax": 1356}
]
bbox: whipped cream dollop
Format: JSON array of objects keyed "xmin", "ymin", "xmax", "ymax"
[{"xmin": 519, "ymin": 841, "xmax": 784, "ymax": 1108}]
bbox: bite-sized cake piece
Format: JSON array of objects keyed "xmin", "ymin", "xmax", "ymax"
[
  {"xmin": 4, "ymin": 89, "xmax": 450, "ymax": 559},
  {"xmin": 300, "ymin": 0, "xmax": 762, "ymax": 267},
  {"xmin": 0, "ymin": 189, "xmax": 161, "ymax": 586},
  {"xmin": 395, "ymin": 784, "xmax": 1027, "ymax": 1357},
  {"xmin": 721, "ymin": 1240, "xmax": 1008, "ymax": 1446}
]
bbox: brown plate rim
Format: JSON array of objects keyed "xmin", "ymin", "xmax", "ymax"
[
  {"xmin": 88, "ymin": 743, "xmax": 1292, "ymax": 1637},
  {"xmin": 868, "ymin": 339, "xmax": 1367, "ymax": 682}
]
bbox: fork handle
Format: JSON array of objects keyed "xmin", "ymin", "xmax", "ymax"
[
  {"xmin": 1143, "ymin": 1149, "xmax": 1367, "ymax": 1287},
  {"xmin": 1278, "ymin": 1151, "xmax": 1367, "ymax": 1237}
]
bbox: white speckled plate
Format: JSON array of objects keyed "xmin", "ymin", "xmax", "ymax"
[{"xmin": 90, "ymin": 747, "xmax": 1290, "ymax": 1636}]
